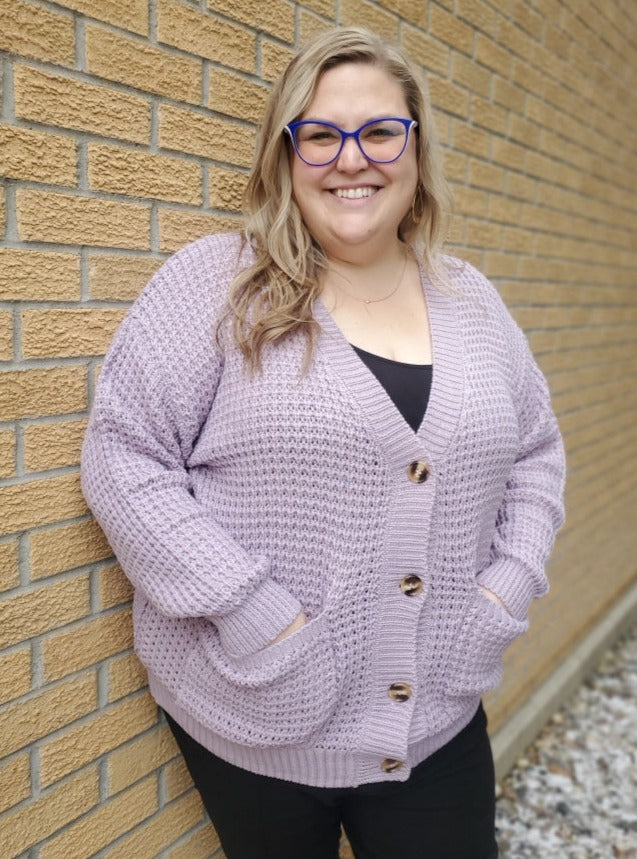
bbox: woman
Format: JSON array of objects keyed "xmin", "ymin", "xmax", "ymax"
[{"xmin": 81, "ymin": 26, "xmax": 565, "ymax": 859}]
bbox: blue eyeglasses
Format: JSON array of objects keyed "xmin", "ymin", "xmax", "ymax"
[{"xmin": 285, "ymin": 117, "xmax": 418, "ymax": 166}]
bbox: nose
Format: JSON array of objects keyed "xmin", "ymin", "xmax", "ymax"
[{"xmin": 336, "ymin": 136, "xmax": 369, "ymax": 171}]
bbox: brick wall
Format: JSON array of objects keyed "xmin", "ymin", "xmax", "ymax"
[{"xmin": 1, "ymin": 0, "xmax": 636, "ymax": 855}]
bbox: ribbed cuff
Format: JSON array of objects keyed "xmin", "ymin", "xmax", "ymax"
[
  {"xmin": 476, "ymin": 558, "xmax": 546, "ymax": 620},
  {"xmin": 213, "ymin": 577, "xmax": 303, "ymax": 658}
]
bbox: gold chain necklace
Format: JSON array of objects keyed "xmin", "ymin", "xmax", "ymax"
[{"xmin": 334, "ymin": 252, "xmax": 409, "ymax": 305}]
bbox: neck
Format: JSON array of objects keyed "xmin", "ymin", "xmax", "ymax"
[{"xmin": 323, "ymin": 243, "xmax": 410, "ymax": 302}]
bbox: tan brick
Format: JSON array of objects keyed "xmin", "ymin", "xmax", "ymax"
[
  {"xmin": 400, "ymin": 25, "xmax": 449, "ymax": 78},
  {"xmin": 103, "ymin": 791, "xmax": 203, "ymax": 859},
  {"xmin": 0, "ymin": 0, "xmax": 74, "ymax": 66},
  {"xmin": 452, "ymin": 123, "xmax": 490, "ymax": 158},
  {"xmin": 0, "ymin": 185, "xmax": 5, "ymax": 238},
  {"xmin": 299, "ymin": 0, "xmax": 335, "ymax": 15},
  {"xmin": 509, "ymin": 114, "xmax": 541, "ymax": 150},
  {"xmin": 506, "ymin": 172, "xmax": 537, "ymax": 203},
  {"xmin": 493, "ymin": 77, "xmax": 525, "ymax": 114},
  {"xmin": 452, "ymin": 184, "xmax": 490, "ymax": 219},
  {"xmin": 0, "ymin": 473, "xmax": 88, "ymax": 538},
  {"xmin": 430, "ymin": 5, "xmax": 474, "ymax": 54},
  {"xmin": 159, "ymin": 209, "xmax": 242, "ymax": 254},
  {"xmin": 30, "ymin": 516, "xmax": 111, "ymax": 580},
  {"xmin": 491, "ymin": 137, "xmax": 526, "ymax": 171},
  {"xmin": 89, "ymin": 254, "xmax": 160, "ymax": 302},
  {"xmin": 22, "ymin": 308, "xmax": 126, "ymax": 359},
  {"xmin": 43, "ymin": 608, "xmax": 133, "ymax": 683},
  {"xmin": 443, "ymin": 149, "xmax": 468, "ymax": 182},
  {"xmin": 470, "ymin": 96, "xmax": 508, "ymax": 135},
  {"xmin": 159, "ymin": 0, "xmax": 255, "ymax": 72},
  {"xmin": 0, "ymin": 540, "xmax": 19, "ymax": 592},
  {"xmin": 159, "ymin": 104, "xmax": 256, "ymax": 167},
  {"xmin": 100, "ymin": 562, "xmax": 134, "ymax": 611},
  {"xmin": 340, "ymin": 0, "xmax": 399, "ymax": 39},
  {"xmin": 209, "ymin": 67, "xmax": 270, "ymax": 124},
  {"xmin": 428, "ymin": 75, "xmax": 470, "ymax": 118},
  {"xmin": 0, "ymin": 248, "xmax": 80, "ymax": 301},
  {"xmin": 0, "ymin": 123, "xmax": 77, "ymax": 186},
  {"xmin": 2, "ymin": 766, "xmax": 99, "ymax": 856},
  {"xmin": 261, "ymin": 39, "xmax": 294, "ymax": 83},
  {"xmin": 17, "ymin": 190, "xmax": 150, "ymax": 250},
  {"xmin": 164, "ymin": 755, "xmax": 193, "ymax": 801},
  {"xmin": 455, "ymin": 0, "xmax": 499, "ymax": 36},
  {"xmin": 465, "ymin": 218, "xmax": 501, "ymax": 249},
  {"xmin": 0, "ymin": 753, "xmax": 30, "ymax": 814},
  {"xmin": 86, "ymin": 26, "xmax": 201, "ymax": 104},
  {"xmin": 299, "ymin": 8, "xmax": 336, "ymax": 44},
  {"xmin": 483, "ymin": 251, "xmax": 518, "ymax": 278},
  {"xmin": 0, "ymin": 672, "xmax": 97, "ymax": 757},
  {"xmin": 475, "ymin": 33, "xmax": 512, "ymax": 77},
  {"xmin": 0, "ymin": 645, "xmax": 31, "ymax": 704},
  {"xmin": 14, "ymin": 65, "xmax": 151, "ymax": 145},
  {"xmin": 165, "ymin": 823, "xmax": 221, "ymax": 859},
  {"xmin": 23, "ymin": 418, "xmax": 88, "ymax": 473},
  {"xmin": 88, "ymin": 143, "xmax": 201, "ymax": 205},
  {"xmin": 108, "ymin": 650, "xmax": 147, "ymax": 702},
  {"xmin": 451, "ymin": 53, "xmax": 491, "ymax": 97},
  {"xmin": 0, "ymin": 309, "xmax": 12, "ymax": 360},
  {"xmin": 488, "ymin": 194, "xmax": 522, "ymax": 225},
  {"xmin": 206, "ymin": 0, "xmax": 295, "ymax": 43},
  {"xmin": 107, "ymin": 722, "xmax": 177, "ymax": 795},
  {"xmin": 40, "ymin": 691, "xmax": 157, "ymax": 787},
  {"xmin": 58, "ymin": 0, "xmax": 148, "ymax": 35},
  {"xmin": 497, "ymin": 17, "xmax": 537, "ymax": 63},
  {"xmin": 209, "ymin": 166, "xmax": 249, "ymax": 211},
  {"xmin": 0, "ymin": 366, "xmax": 87, "ymax": 422},
  {"xmin": 468, "ymin": 158, "xmax": 505, "ymax": 192},
  {"xmin": 39, "ymin": 775, "xmax": 157, "ymax": 857},
  {"xmin": 511, "ymin": 0, "xmax": 543, "ymax": 39},
  {"xmin": 0, "ymin": 573, "xmax": 90, "ymax": 651}
]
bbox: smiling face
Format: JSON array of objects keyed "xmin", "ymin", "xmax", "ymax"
[{"xmin": 290, "ymin": 62, "xmax": 419, "ymax": 264}]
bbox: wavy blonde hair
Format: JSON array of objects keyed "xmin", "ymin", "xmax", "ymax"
[{"xmin": 225, "ymin": 26, "xmax": 451, "ymax": 369}]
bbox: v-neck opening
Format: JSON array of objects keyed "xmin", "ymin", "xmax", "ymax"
[{"xmin": 314, "ymin": 263, "xmax": 465, "ymax": 466}]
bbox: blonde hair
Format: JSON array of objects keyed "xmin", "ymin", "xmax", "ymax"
[{"xmin": 225, "ymin": 26, "xmax": 451, "ymax": 369}]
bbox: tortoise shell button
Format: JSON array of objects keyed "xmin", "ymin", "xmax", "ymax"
[
  {"xmin": 407, "ymin": 460, "xmax": 429, "ymax": 483},
  {"xmin": 400, "ymin": 575, "xmax": 423, "ymax": 596},
  {"xmin": 388, "ymin": 682, "xmax": 413, "ymax": 703}
]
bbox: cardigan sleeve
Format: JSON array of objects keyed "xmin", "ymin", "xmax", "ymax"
[
  {"xmin": 476, "ymin": 328, "xmax": 566, "ymax": 620},
  {"xmin": 81, "ymin": 244, "xmax": 302, "ymax": 659}
]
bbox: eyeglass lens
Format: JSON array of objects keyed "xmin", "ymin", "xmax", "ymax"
[{"xmin": 293, "ymin": 120, "xmax": 410, "ymax": 165}]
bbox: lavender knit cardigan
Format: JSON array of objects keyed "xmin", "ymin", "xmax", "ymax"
[{"xmin": 81, "ymin": 233, "xmax": 565, "ymax": 788}]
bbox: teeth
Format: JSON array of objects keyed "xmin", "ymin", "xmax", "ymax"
[{"xmin": 333, "ymin": 187, "xmax": 376, "ymax": 199}]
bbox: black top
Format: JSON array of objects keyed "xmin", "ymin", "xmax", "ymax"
[{"xmin": 352, "ymin": 345, "xmax": 432, "ymax": 433}]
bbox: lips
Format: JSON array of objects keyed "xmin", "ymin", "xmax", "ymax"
[{"xmin": 331, "ymin": 186, "xmax": 379, "ymax": 199}]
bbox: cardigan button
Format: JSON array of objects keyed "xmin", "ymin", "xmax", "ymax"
[
  {"xmin": 381, "ymin": 758, "xmax": 403, "ymax": 773},
  {"xmin": 388, "ymin": 682, "xmax": 412, "ymax": 702},
  {"xmin": 407, "ymin": 460, "xmax": 429, "ymax": 483},
  {"xmin": 400, "ymin": 575, "xmax": 423, "ymax": 596}
]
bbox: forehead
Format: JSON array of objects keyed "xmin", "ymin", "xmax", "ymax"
[{"xmin": 301, "ymin": 62, "xmax": 409, "ymax": 125}]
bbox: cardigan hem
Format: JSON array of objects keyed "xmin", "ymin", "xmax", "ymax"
[{"xmin": 151, "ymin": 673, "xmax": 481, "ymax": 789}]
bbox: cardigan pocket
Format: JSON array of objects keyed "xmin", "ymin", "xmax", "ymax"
[
  {"xmin": 444, "ymin": 589, "xmax": 528, "ymax": 698},
  {"xmin": 176, "ymin": 610, "xmax": 341, "ymax": 747}
]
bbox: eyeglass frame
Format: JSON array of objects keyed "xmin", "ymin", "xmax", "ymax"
[{"xmin": 284, "ymin": 117, "xmax": 418, "ymax": 167}]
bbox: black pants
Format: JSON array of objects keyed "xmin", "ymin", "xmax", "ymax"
[{"xmin": 165, "ymin": 704, "xmax": 499, "ymax": 859}]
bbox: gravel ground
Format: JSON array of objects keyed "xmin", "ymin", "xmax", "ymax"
[{"xmin": 495, "ymin": 624, "xmax": 637, "ymax": 858}]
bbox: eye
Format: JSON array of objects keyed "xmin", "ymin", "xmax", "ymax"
[
  {"xmin": 362, "ymin": 121, "xmax": 402, "ymax": 141},
  {"xmin": 297, "ymin": 124, "xmax": 340, "ymax": 145}
]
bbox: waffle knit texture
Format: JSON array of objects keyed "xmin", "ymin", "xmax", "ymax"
[{"xmin": 81, "ymin": 233, "xmax": 565, "ymax": 788}]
